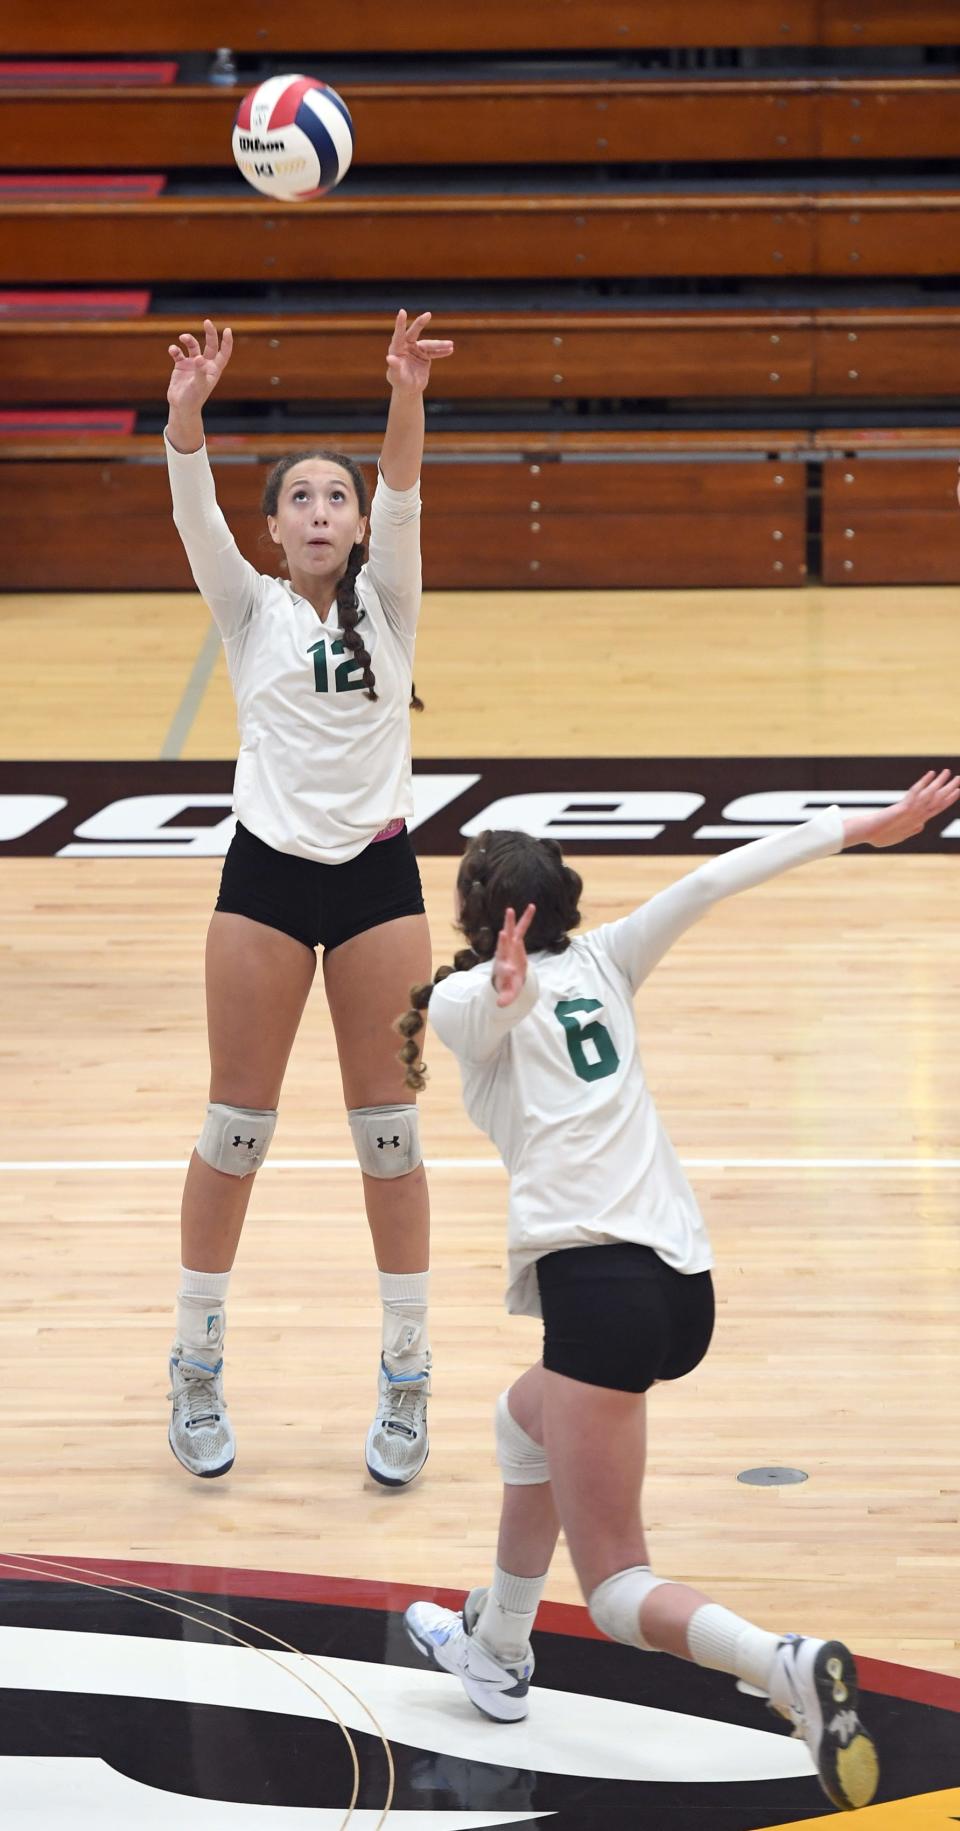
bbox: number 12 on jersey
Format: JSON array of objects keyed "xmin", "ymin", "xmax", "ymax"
[
  {"xmin": 554, "ymin": 998, "xmax": 620, "ymax": 1083},
  {"xmin": 309, "ymin": 637, "xmax": 366, "ymax": 694}
]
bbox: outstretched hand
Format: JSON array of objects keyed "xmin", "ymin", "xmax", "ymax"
[
  {"xmin": 167, "ymin": 318, "xmax": 234, "ymax": 414},
  {"xmin": 492, "ymin": 904, "xmax": 537, "ymax": 1007},
  {"xmin": 386, "ymin": 308, "xmax": 454, "ymax": 393},
  {"xmin": 842, "ymin": 768, "xmax": 960, "ymax": 849}
]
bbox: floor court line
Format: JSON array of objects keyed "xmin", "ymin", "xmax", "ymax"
[
  {"xmin": 1, "ymin": 1157, "xmax": 959, "ymax": 1173},
  {"xmin": 159, "ymin": 619, "xmax": 223, "ymax": 760}
]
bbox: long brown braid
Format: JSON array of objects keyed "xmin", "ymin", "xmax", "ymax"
[
  {"xmin": 261, "ymin": 448, "xmax": 423, "ymax": 710},
  {"xmin": 396, "ymin": 829, "xmax": 584, "ymax": 1092}
]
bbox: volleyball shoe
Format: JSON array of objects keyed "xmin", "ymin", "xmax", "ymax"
[
  {"xmin": 168, "ymin": 1342, "xmax": 235, "ymax": 1478},
  {"xmin": 404, "ymin": 1588, "xmax": 534, "ymax": 1723},
  {"xmin": 768, "ymin": 1634, "xmax": 879, "ymax": 1811},
  {"xmin": 365, "ymin": 1354, "xmax": 430, "ymax": 1486}
]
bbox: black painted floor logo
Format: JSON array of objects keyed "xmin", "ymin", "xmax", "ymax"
[
  {"xmin": 0, "ymin": 1557, "xmax": 958, "ymax": 1826},
  {"xmin": 1, "ymin": 757, "xmax": 959, "ymax": 856}
]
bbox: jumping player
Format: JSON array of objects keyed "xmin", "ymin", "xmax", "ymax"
[
  {"xmin": 399, "ymin": 768, "xmax": 958, "ymax": 1812},
  {"xmin": 164, "ymin": 311, "xmax": 452, "ymax": 1487}
]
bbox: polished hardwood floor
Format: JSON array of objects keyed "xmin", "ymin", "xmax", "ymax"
[{"xmin": 1, "ymin": 580, "xmax": 958, "ymax": 1680}]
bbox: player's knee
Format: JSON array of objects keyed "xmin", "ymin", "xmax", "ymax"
[
  {"xmin": 348, "ymin": 1104, "xmax": 421, "ymax": 1179},
  {"xmin": 494, "ymin": 1390, "xmax": 550, "ymax": 1486},
  {"xmin": 588, "ymin": 1566, "xmax": 668, "ymax": 1650},
  {"xmin": 196, "ymin": 1102, "xmax": 277, "ymax": 1176}
]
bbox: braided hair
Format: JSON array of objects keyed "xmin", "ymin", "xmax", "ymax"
[
  {"xmin": 261, "ymin": 449, "xmax": 423, "ymax": 711},
  {"xmin": 396, "ymin": 829, "xmax": 584, "ymax": 1092}
]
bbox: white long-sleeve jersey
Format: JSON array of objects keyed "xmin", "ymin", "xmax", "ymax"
[
  {"xmin": 428, "ymin": 807, "xmax": 845, "ymax": 1317},
  {"xmin": 166, "ymin": 435, "xmax": 421, "ymax": 864}
]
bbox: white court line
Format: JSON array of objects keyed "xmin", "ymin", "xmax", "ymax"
[{"xmin": 1, "ymin": 1157, "xmax": 959, "ymax": 1173}]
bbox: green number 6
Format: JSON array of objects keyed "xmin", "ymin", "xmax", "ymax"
[{"xmin": 554, "ymin": 998, "xmax": 620, "ymax": 1083}]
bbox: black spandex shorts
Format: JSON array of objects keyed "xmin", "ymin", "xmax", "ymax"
[
  {"xmin": 536, "ymin": 1242, "xmax": 715, "ymax": 1394},
  {"xmin": 215, "ymin": 820, "xmax": 426, "ymax": 953}
]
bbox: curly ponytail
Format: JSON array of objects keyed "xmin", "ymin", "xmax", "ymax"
[
  {"xmin": 261, "ymin": 447, "xmax": 423, "ymax": 710},
  {"xmin": 396, "ymin": 958, "xmax": 470, "ymax": 1094},
  {"xmin": 395, "ymin": 828, "xmax": 584, "ymax": 1093}
]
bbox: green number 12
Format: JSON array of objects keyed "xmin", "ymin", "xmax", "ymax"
[{"xmin": 309, "ymin": 637, "xmax": 366, "ymax": 694}]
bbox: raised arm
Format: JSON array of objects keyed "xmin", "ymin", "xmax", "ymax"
[
  {"xmin": 164, "ymin": 319, "xmax": 259, "ymax": 635},
  {"xmin": 379, "ymin": 309, "xmax": 453, "ymax": 489},
  {"xmin": 595, "ymin": 769, "xmax": 959, "ymax": 994},
  {"xmin": 366, "ymin": 309, "xmax": 454, "ymax": 637},
  {"xmin": 429, "ymin": 907, "xmax": 539, "ymax": 1063}
]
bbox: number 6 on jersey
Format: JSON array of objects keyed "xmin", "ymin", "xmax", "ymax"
[{"xmin": 555, "ymin": 998, "xmax": 621, "ymax": 1083}]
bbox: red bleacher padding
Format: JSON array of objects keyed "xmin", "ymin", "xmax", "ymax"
[
  {"xmin": 0, "ymin": 61, "xmax": 178, "ymax": 86},
  {"xmin": 0, "ymin": 409, "xmax": 136, "ymax": 436},
  {"xmin": 0, "ymin": 174, "xmax": 165, "ymax": 198},
  {"xmin": 0, "ymin": 290, "xmax": 150, "ymax": 319}
]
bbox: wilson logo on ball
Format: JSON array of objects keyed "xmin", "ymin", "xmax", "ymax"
[{"xmin": 232, "ymin": 74, "xmax": 354, "ymax": 200}]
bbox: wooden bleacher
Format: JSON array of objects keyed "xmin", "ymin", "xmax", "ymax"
[
  {"xmin": 3, "ymin": 1, "xmax": 959, "ymax": 592},
  {"xmin": 9, "ymin": 78, "xmax": 960, "ymax": 170},
  {"xmin": 1, "ymin": 311, "xmax": 813, "ymax": 403},
  {"xmin": 8, "ymin": 424, "xmax": 959, "ymax": 589},
  {"xmin": 1, "ymin": 431, "xmax": 808, "ymax": 592},
  {"xmin": 7, "ymin": 309, "xmax": 960, "ymax": 405},
  {"xmin": 4, "ymin": 2, "xmax": 958, "ymax": 53},
  {"xmin": 819, "ymin": 430, "xmax": 960, "ymax": 584},
  {"xmin": 7, "ymin": 191, "xmax": 960, "ymax": 285}
]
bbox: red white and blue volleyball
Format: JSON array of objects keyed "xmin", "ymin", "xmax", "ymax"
[{"xmin": 232, "ymin": 75, "xmax": 354, "ymax": 200}]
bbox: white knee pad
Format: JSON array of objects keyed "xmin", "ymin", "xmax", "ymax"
[
  {"xmin": 494, "ymin": 1391, "xmax": 550, "ymax": 1486},
  {"xmin": 588, "ymin": 1566, "xmax": 669, "ymax": 1651},
  {"xmin": 196, "ymin": 1103, "xmax": 277, "ymax": 1177},
  {"xmin": 348, "ymin": 1104, "xmax": 421, "ymax": 1179}
]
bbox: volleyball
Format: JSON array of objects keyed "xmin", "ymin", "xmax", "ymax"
[{"xmin": 232, "ymin": 75, "xmax": 354, "ymax": 200}]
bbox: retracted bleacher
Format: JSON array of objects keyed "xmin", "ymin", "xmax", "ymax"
[{"xmin": 3, "ymin": 0, "xmax": 960, "ymax": 590}]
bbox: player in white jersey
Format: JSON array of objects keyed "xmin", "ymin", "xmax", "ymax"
[
  {"xmin": 401, "ymin": 768, "xmax": 958, "ymax": 1814},
  {"xmin": 163, "ymin": 313, "xmax": 452, "ymax": 1488}
]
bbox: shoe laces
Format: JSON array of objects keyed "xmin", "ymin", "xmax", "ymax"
[
  {"xmin": 171, "ymin": 1358, "xmax": 224, "ymax": 1430},
  {"xmin": 378, "ymin": 1376, "xmax": 427, "ymax": 1442}
]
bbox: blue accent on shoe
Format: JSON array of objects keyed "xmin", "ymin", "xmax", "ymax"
[
  {"xmin": 380, "ymin": 1357, "xmax": 429, "ymax": 1387},
  {"xmin": 171, "ymin": 1352, "xmax": 224, "ymax": 1377}
]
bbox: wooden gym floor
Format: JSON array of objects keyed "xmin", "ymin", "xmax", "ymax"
[{"xmin": 1, "ymin": 581, "xmax": 959, "ymax": 1688}]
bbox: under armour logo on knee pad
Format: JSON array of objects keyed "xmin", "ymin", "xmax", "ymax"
[
  {"xmin": 349, "ymin": 1105, "xmax": 419, "ymax": 1179},
  {"xmin": 233, "ymin": 1135, "xmax": 256, "ymax": 1150}
]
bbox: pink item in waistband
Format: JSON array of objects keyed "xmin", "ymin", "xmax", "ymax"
[{"xmin": 371, "ymin": 818, "xmax": 405, "ymax": 844}]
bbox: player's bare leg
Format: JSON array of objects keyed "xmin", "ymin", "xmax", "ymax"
[{"xmin": 324, "ymin": 911, "xmax": 434, "ymax": 1485}]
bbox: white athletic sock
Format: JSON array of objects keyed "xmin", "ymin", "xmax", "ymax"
[
  {"xmin": 379, "ymin": 1269, "xmax": 430, "ymax": 1374},
  {"xmin": 686, "ymin": 1602, "xmax": 781, "ymax": 1694},
  {"xmin": 474, "ymin": 1564, "xmax": 547, "ymax": 1666},
  {"xmin": 175, "ymin": 1265, "xmax": 231, "ymax": 1362}
]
